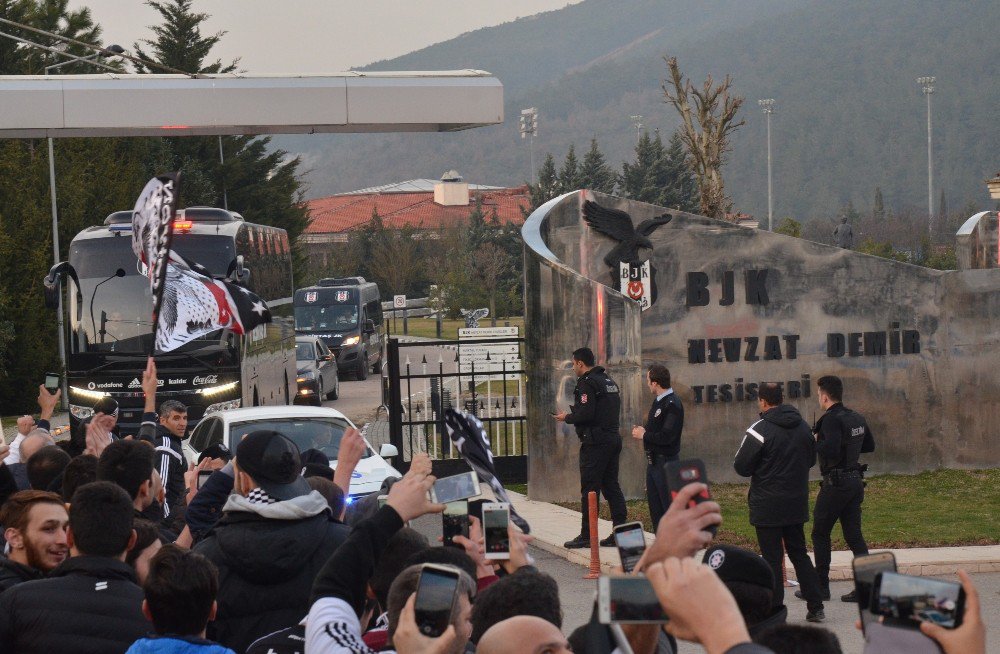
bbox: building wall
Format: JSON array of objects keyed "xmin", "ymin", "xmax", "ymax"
[{"xmin": 523, "ymin": 190, "xmax": 1000, "ymax": 502}]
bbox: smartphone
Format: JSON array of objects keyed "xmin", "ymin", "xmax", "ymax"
[
  {"xmin": 853, "ymin": 552, "xmax": 897, "ymax": 634},
  {"xmin": 482, "ymin": 502, "xmax": 510, "ymax": 560},
  {"xmin": 414, "ymin": 564, "xmax": 460, "ymax": 638},
  {"xmin": 664, "ymin": 458, "xmax": 716, "ymax": 537},
  {"xmin": 442, "ymin": 500, "xmax": 470, "ymax": 548},
  {"xmin": 44, "ymin": 373, "xmax": 60, "ymax": 394},
  {"xmin": 429, "ymin": 471, "xmax": 481, "ymax": 504},
  {"xmin": 598, "ymin": 576, "xmax": 668, "ymax": 624},
  {"xmin": 377, "ymin": 494, "xmax": 389, "ymax": 509},
  {"xmin": 873, "ymin": 571, "xmax": 965, "ymax": 630},
  {"xmin": 613, "ymin": 522, "xmax": 646, "ymax": 573},
  {"xmin": 197, "ymin": 470, "xmax": 213, "ymax": 490}
]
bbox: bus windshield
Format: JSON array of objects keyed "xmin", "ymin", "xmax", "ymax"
[
  {"xmin": 295, "ymin": 304, "xmax": 359, "ymax": 331},
  {"xmin": 68, "ymin": 234, "xmax": 236, "ymax": 353}
]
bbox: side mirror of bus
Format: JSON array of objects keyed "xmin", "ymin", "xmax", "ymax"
[
  {"xmin": 364, "ymin": 319, "xmax": 376, "ymax": 334},
  {"xmin": 43, "ymin": 262, "xmax": 82, "ymax": 319},
  {"xmin": 232, "ymin": 255, "xmax": 251, "ymax": 285},
  {"xmin": 43, "ymin": 276, "xmax": 60, "ymax": 310}
]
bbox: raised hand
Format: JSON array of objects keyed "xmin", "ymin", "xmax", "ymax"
[
  {"xmin": 84, "ymin": 412, "xmax": 114, "ymax": 457},
  {"xmin": 142, "ymin": 357, "xmax": 158, "ymax": 412},
  {"xmin": 392, "ymin": 593, "xmax": 460, "ymax": 654},
  {"xmin": 920, "ymin": 570, "xmax": 986, "ymax": 654},
  {"xmin": 636, "ymin": 482, "xmax": 721, "ymax": 570},
  {"xmin": 333, "ymin": 426, "xmax": 367, "ymax": 494},
  {"xmin": 37, "ymin": 385, "xmax": 60, "ymax": 420},
  {"xmin": 387, "ymin": 453, "xmax": 444, "ymax": 522}
]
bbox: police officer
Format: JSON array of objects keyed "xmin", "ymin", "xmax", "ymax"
[
  {"xmin": 803, "ymin": 375, "xmax": 876, "ymax": 603},
  {"xmin": 630, "ymin": 364, "xmax": 683, "ymax": 527},
  {"xmin": 554, "ymin": 347, "xmax": 627, "ymax": 548}
]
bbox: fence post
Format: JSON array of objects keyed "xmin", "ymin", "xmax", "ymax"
[{"xmin": 387, "ymin": 338, "xmax": 406, "ymax": 469}]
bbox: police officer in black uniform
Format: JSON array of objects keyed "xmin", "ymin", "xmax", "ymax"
[
  {"xmin": 803, "ymin": 375, "xmax": 876, "ymax": 603},
  {"xmin": 631, "ymin": 364, "xmax": 683, "ymax": 527},
  {"xmin": 554, "ymin": 347, "xmax": 627, "ymax": 548}
]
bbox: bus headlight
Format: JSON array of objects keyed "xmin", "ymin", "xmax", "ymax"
[
  {"xmin": 70, "ymin": 404, "xmax": 94, "ymax": 420},
  {"xmin": 70, "ymin": 385, "xmax": 110, "ymax": 401},
  {"xmin": 342, "ymin": 335, "xmax": 361, "ymax": 346},
  {"xmin": 205, "ymin": 399, "xmax": 242, "ymax": 415},
  {"xmin": 197, "ymin": 381, "xmax": 239, "ymax": 397}
]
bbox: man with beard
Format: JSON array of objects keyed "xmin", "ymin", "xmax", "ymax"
[{"xmin": 0, "ymin": 490, "xmax": 69, "ymax": 591}]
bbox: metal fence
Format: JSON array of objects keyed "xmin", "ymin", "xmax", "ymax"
[{"xmin": 386, "ymin": 337, "xmax": 527, "ymax": 481}]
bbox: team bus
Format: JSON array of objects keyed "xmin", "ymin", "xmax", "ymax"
[
  {"xmin": 293, "ymin": 277, "xmax": 383, "ymax": 380},
  {"xmin": 43, "ymin": 207, "xmax": 296, "ymax": 436}
]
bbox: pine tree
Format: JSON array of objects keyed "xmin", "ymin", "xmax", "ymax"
[
  {"xmin": 660, "ymin": 131, "xmax": 699, "ymax": 212},
  {"xmin": 579, "ymin": 139, "xmax": 616, "ymax": 194},
  {"xmin": 620, "ymin": 132, "xmax": 658, "ymax": 201},
  {"xmin": 524, "ymin": 153, "xmax": 561, "ymax": 213},
  {"xmin": 873, "ymin": 186, "xmax": 885, "ymax": 222},
  {"xmin": 558, "ymin": 144, "xmax": 583, "ymax": 192}
]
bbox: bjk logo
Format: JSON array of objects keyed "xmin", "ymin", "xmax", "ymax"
[
  {"xmin": 305, "ymin": 291, "xmax": 318, "ymax": 303},
  {"xmin": 336, "ymin": 291, "xmax": 349, "ymax": 302}
]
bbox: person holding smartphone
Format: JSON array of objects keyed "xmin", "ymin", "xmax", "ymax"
[
  {"xmin": 630, "ymin": 364, "xmax": 683, "ymax": 527},
  {"xmin": 553, "ymin": 347, "xmax": 627, "ymax": 549}
]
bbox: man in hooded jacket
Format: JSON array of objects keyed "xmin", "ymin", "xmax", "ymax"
[
  {"xmin": 734, "ymin": 382, "xmax": 825, "ymax": 623},
  {"xmin": 194, "ymin": 430, "xmax": 349, "ymax": 653}
]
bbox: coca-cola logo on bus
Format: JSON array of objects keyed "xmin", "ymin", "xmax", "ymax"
[{"xmin": 193, "ymin": 375, "xmax": 219, "ymax": 386}]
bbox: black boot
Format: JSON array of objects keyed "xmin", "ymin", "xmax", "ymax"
[{"xmin": 563, "ymin": 535, "xmax": 590, "ymax": 549}]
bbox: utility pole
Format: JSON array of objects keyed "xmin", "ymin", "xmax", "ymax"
[
  {"xmin": 758, "ymin": 99, "xmax": 775, "ymax": 231},
  {"xmin": 519, "ymin": 107, "xmax": 538, "ymax": 185},
  {"xmin": 630, "ymin": 114, "xmax": 643, "ymax": 145},
  {"xmin": 917, "ymin": 76, "xmax": 935, "ymax": 235}
]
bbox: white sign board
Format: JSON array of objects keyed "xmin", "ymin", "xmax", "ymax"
[
  {"xmin": 458, "ymin": 326, "xmax": 521, "ymax": 380},
  {"xmin": 393, "ymin": 294, "xmax": 407, "ymax": 309},
  {"xmin": 458, "ymin": 326, "xmax": 518, "ymax": 339}
]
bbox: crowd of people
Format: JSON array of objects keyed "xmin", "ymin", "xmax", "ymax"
[{"xmin": 0, "ymin": 356, "xmax": 989, "ymax": 654}]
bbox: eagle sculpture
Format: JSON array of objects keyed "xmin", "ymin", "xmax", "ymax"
[{"xmin": 582, "ymin": 200, "xmax": 671, "ymax": 267}]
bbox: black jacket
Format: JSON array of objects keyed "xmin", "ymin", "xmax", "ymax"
[
  {"xmin": 814, "ymin": 403, "xmax": 875, "ymax": 475},
  {"xmin": 0, "ymin": 557, "xmax": 42, "ymax": 593},
  {"xmin": 565, "ymin": 366, "xmax": 621, "ymax": 444},
  {"xmin": 0, "ymin": 555, "xmax": 148, "ymax": 654},
  {"xmin": 643, "ymin": 390, "xmax": 684, "ymax": 458},
  {"xmin": 734, "ymin": 405, "xmax": 816, "ymax": 527},
  {"xmin": 194, "ymin": 493, "xmax": 350, "ymax": 653},
  {"xmin": 141, "ymin": 425, "xmax": 187, "ymax": 522}
]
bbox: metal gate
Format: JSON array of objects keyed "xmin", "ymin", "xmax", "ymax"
[{"xmin": 386, "ymin": 337, "xmax": 527, "ymax": 482}]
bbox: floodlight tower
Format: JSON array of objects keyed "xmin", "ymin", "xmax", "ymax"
[
  {"xmin": 917, "ymin": 76, "xmax": 935, "ymax": 234},
  {"xmin": 519, "ymin": 107, "xmax": 538, "ymax": 185},
  {"xmin": 630, "ymin": 114, "xmax": 643, "ymax": 145},
  {"xmin": 758, "ymin": 99, "xmax": 775, "ymax": 231}
]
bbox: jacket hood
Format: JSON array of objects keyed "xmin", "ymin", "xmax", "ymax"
[
  {"xmin": 211, "ymin": 491, "xmax": 332, "ymax": 581},
  {"xmin": 761, "ymin": 404, "xmax": 804, "ymax": 429},
  {"xmin": 126, "ymin": 636, "xmax": 234, "ymax": 654}
]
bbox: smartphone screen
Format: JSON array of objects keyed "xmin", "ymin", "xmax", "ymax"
[
  {"xmin": 613, "ymin": 522, "xmax": 646, "ymax": 573},
  {"xmin": 197, "ymin": 470, "xmax": 212, "ymax": 490},
  {"xmin": 853, "ymin": 552, "xmax": 896, "ymax": 633},
  {"xmin": 44, "ymin": 373, "xmax": 60, "ymax": 393},
  {"xmin": 875, "ymin": 572, "xmax": 965, "ymax": 629},
  {"xmin": 482, "ymin": 503, "xmax": 510, "ymax": 559},
  {"xmin": 442, "ymin": 500, "xmax": 470, "ymax": 548},
  {"xmin": 598, "ymin": 576, "xmax": 668, "ymax": 624},
  {"xmin": 664, "ymin": 458, "xmax": 716, "ymax": 536},
  {"xmin": 414, "ymin": 565, "xmax": 459, "ymax": 637},
  {"xmin": 431, "ymin": 472, "xmax": 480, "ymax": 504}
]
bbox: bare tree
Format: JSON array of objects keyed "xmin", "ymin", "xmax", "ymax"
[
  {"xmin": 370, "ymin": 225, "xmax": 424, "ymax": 296},
  {"xmin": 473, "ymin": 242, "xmax": 513, "ymax": 327},
  {"xmin": 662, "ymin": 56, "xmax": 745, "ymax": 220}
]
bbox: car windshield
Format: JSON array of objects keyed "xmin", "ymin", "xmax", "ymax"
[
  {"xmin": 295, "ymin": 343, "xmax": 315, "ymax": 361},
  {"xmin": 228, "ymin": 417, "xmax": 371, "ymax": 460},
  {"xmin": 295, "ymin": 305, "xmax": 358, "ymax": 331}
]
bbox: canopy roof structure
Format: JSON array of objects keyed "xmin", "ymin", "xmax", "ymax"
[{"xmin": 0, "ymin": 71, "xmax": 503, "ymax": 138}]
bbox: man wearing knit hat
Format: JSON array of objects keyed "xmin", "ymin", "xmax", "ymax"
[
  {"xmin": 194, "ymin": 430, "xmax": 349, "ymax": 653},
  {"xmin": 703, "ymin": 544, "xmax": 787, "ymax": 637}
]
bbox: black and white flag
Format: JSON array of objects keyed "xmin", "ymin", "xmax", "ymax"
[
  {"xmin": 443, "ymin": 409, "xmax": 530, "ymax": 534},
  {"xmin": 131, "ymin": 173, "xmax": 179, "ymax": 332}
]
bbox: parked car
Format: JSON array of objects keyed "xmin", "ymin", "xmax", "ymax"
[
  {"xmin": 184, "ymin": 406, "xmax": 400, "ymax": 498},
  {"xmin": 295, "ymin": 335, "xmax": 339, "ymax": 405}
]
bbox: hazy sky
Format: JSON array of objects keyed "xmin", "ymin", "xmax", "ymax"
[{"xmin": 70, "ymin": 1, "xmax": 582, "ymax": 73}]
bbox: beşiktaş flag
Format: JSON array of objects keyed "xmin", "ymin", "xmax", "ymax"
[
  {"xmin": 619, "ymin": 260, "xmax": 654, "ymax": 311},
  {"xmin": 130, "ymin": 173, "xmax": 179, "ymax": 328},
  {"xmin": 443, "ymin": 409, "xmax": 530, "ymax": 534},
  {"xmin": 156, "ymin": 253, "xmax": 271, "ymax": 352}
]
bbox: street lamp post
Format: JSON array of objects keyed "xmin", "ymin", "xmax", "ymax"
[
  {"xmin": 917, "ymin": 76, "xmax": 935, "ymax": 235},
  {"xmin": 630, "ymin": 114, "xmax": 643, "ymax": 145},
  {"xmin": 519, "ymin": 107, "xmax": 538, "ymax": 185},
  {"xmin": 758, "ymin": 99, "xmax": 775, "ymax": 231},
  {"xmin": 44, "ymin": 44, "xmax": 124, "ymax": 407}
]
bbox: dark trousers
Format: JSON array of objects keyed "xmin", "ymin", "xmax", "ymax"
[
  {"xmin": 646, "ymin": 454, "xmax": 678, "ymax": 528},
  {"xmin": 812, "ymin": 478, "xmax": 868, "ymax": 583},
  {"xmin": 579, "ymin": 440, "xmax": 627, "ymax": 536},
  {"xmin": 755, "ymin": 523, "xmax": 825, "ymax": 611}
]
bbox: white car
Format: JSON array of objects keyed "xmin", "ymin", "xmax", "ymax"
[{"xmin": 183, "ymin": 406, "xmax": 401, "ymax": 498}]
